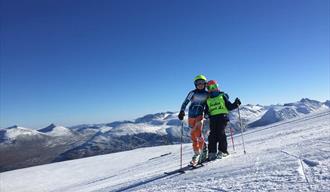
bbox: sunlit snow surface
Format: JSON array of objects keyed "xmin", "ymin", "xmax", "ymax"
[{"xmin": 1, "ymin": 111, "xmax": 329, "ymax": 192}]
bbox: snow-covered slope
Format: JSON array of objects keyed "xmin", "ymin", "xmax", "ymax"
[{"xmin": 1, "ymin": 110, "xmax": 329, "ymax": 192}]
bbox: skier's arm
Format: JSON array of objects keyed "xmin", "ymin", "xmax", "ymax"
[
  {"xmin": 204, "ymin": 102, "xmax": 210, "ymax": 118},
  {"xmin": 180, "ymin": 91, "xmax": 194, "ymax": 112},
  {"xmin": 223, "ymin": 94, "xmax": 238, "ymax": 111}
]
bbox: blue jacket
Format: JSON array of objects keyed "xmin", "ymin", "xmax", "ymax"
[{"xmin": 180, "ymin": 89, "xmax": 209, "ymax": 118}]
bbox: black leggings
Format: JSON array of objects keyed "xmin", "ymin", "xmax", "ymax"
[{"xmin": 208, "ymin": 118, "xmax": 228, "ymax": 154}]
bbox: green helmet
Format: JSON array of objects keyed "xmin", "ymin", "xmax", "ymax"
[{"xmin": 194, "ymin": 74, "xmax": 207, "ymax": 82}]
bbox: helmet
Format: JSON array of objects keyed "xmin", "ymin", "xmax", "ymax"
[
  {"xmin": 193, "ymin": 74, "xmax": 207, "ymax": 87},
  {"xmin": 194, "ymin": 75, "xmax": 207, "ymax": 82},
  {"xmin": 207, "ymin": 80, "xmax": 219, "ymax": 92}
]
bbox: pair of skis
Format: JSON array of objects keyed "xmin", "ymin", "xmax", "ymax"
[
  {"xmin": 164, "ymin": 153, "xmax": 231, "ymax": 175},
  {"xmin": 167, "ymin": 121, "xmax": 206, "ymax": 175}
]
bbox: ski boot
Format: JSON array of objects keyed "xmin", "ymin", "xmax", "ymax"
[
  {"xmin": 222, "ymin": 151, "xmax": 230, "ymax": 158},
  {"xmin": 198, "ymin": 145, "xmax": 208, "ymax": 164},
  {"xmin": 216, "ymin": 151, "xmax": 223, "ymax": 159},
  {"xmin": 208, "ymin": 153, "xmax": 217, "ymax": 161},
  {"xmin": 189, "ymin": 153, "xmax": 201, "ymax": 167}
]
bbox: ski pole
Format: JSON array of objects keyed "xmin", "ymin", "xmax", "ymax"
[
  {"xmin": 230, "ymin": 126, "xmax": 235, "ymax": 151},
  {"xmin": 237, "ymin": 105, "xmax": 246, "ymax": 154},
  {"xmin": 180, "ymin": 120, "xmax": 183, "ymax": 169}
]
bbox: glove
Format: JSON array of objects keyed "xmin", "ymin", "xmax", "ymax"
[
  {"xmin": 234, "ymin": 98, "xmax": 241, "ymax": 106},
  {"xmin": 178, "ymin": 111, "xmax": 185, "ymax": 120}
]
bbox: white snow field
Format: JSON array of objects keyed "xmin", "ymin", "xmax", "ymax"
[{"xmin": 1, "ymin": 110, "xmax": 329, "ymax": 192}]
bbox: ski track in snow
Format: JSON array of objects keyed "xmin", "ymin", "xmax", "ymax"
[{"xmin": 1, "ymin": 111, "xmax": 329, "ymax": 192}]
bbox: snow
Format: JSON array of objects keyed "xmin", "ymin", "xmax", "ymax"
[
  {"xmin": 108, "ymin": 123, "xmax": 167, "ymax": 136},
  {"xmin": 47, "ymin": 126, "xmax": 74, "ymax": 137},
  {"xmin": 38, "ymin": 124, "xmax": 74, "ymax": 137},
  {"xmin": 1, "ymin": 110, "xmax": 329, "ymax": 192},
  {"xmin": 4, "ymin": 126, "xmax": 42, "ymax": 139},
  {"xmin": 99, "ymin": 126, "xmax": 113, "ymax": 133},
  {"xmin": 229, "ymin": 104, "xmax": 267, "ymax": 123}
]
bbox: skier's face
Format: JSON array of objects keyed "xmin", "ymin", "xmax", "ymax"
[{"xmin": 196, "ymin": 81, "xmax": 206, "ymax": 90}]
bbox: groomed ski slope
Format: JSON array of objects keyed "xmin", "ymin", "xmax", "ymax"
[{"xmin": 1, "ymin": 110, "xmax": 329, "ymax": 192}]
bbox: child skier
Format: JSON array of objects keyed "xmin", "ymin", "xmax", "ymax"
[
  {"xmin": 205, "ymin": 80, "xmax": 241, "ymax": 161},
  {"xmin": 178, "ymin": 74, "xmax": 209, "ymax": 166}
]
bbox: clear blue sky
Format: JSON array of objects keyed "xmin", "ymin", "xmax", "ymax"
[{"xmin": 1, "ymin": 0, "xmax": 329, "ymax": 128}]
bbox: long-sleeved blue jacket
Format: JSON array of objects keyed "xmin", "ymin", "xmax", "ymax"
[{"xmin": 180, "ymin": 89, "xmax": 209, "ymax": 118}]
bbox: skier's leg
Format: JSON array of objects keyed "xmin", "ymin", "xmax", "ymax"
[
  {"xmin": 208, "ymin": 118, "xmax": 217, "ymax": 160},
  {"xmin": 218, "ymin": 120, "xmax": 229, "ymax": 155},
  {"xmin": 189, "ymin": 117, "xmax": 198, "ymax": 152},
  {"xmin": 189, "ymin": 117, "xmax": 201, "ymax": 165},
  {"xmin": 195, "ymin": 116, "xmax": 204, "ymax": 153},
  {"xmin": 194, "ymin": 116, "xmax": 207, "ymax": 163},
  {"xmin": 211, "ymin": 118, "xmax": 223, "ymax": 159}
]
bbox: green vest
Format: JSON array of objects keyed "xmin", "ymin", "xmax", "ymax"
[{"xmin": 207, "ymin": 94, "xmax": 229, "ymax": 116}]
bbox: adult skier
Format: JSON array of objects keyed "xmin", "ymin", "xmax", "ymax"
[
  {"xmin": 205, "ymin": 80, "xmax": 241, "ymax": 161},
  {"xmin": 178, "ymin": 74, "xmax": 209, "ymax": 166}
]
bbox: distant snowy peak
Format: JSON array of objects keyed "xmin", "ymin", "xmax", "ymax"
[
  {"xmin": 7, "ymin": 126, "xmax": 41, "ymax": 138},
  {"xmin": 264, "ymin": 106, "xmax": 297, "ymax": 120},
  {"xmin": 106, "ymin": 120, "xmax": 134, "ymax": 127},
  {"xmin": 134, "ymin": 112, "xmax": 175, "ymax": 124},
  {"xmin": 248, "ymin": 98, "xmax": 329, "ymax": 128},
  {"xmin": 238, "ymin": 104, "xmax": 265, "ymax": 114},
  {"xmin": 324, "ymin": 100, "xmax": 330, "ymax": 107},
  {"xmin": 98, "ymin": 126, "xmax": 113, "ymax": 133},
  {"xmin": 300, "ymin": 98, "xmax": 322, "ymax": 105},
  {"xmin": 285, "ymin": 98, "xmax": 322, "ymax": 107},
  {"xmin": 229, "ymin": 104, "xmax": 267, "ymax": 123},
  {"xmin": 38, "ymin": 124, "xmax": 74, "ymax": 136},
  {"xmin": 106, "ymin": 122, "xmax": 167, "ymax": 136},
  {"xmin": 0, "ymin": 126, "xmax": 46, "ymax": 142},
  {"xmin": 284, "ymin": 98, "xmax": 327, "ymax": 114},
  {"xmin": 70, "ymin": 112, "xmax": 178, "ymax": 136}
]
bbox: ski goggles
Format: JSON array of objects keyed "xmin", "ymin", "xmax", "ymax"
[
  {"xmin": 194, "ymin": 79, "xmax": 206, "ymax": 86},
  {"xmin": 207, "ymin": 84, "xmax": 218, "ymax": 91}
]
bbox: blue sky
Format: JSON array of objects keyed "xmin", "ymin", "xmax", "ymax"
[{"xmin": 1, "ymin": 0, "xmax": 329, "ymax": 128}]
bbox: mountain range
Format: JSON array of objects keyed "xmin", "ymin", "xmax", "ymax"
[
  {"xmin": 2, "ymin": 108, "xmax": 329, "ymax": 192},
  {"xmin": 0, "ymin": 98, "xmax": 329, "ymax": 172}
]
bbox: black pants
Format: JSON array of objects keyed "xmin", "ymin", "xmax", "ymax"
[{"xmin": 208, "ymin": 116, "xmax": 228, "ymax": 154}]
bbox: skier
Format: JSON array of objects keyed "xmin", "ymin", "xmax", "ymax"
[
  {"xmin": 205, "ymin": 80, "xmax": 241, "ymax": 161},
  {"xmin": 178, "ymin": 74, "xmax": 209, "ymax": 166}
]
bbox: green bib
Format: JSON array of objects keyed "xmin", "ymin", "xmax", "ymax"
[{"xmin": 207, "ymin": 94, "xmax": 229, "ymax": 116}]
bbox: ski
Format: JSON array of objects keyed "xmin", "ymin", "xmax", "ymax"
[
  {"xmin": 164, "ymin": 154, "xmax": 230, "ymax": 175},
  {"xmin": 164, "ymin": 163, "xmax": 205, "ymax": 175}
]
